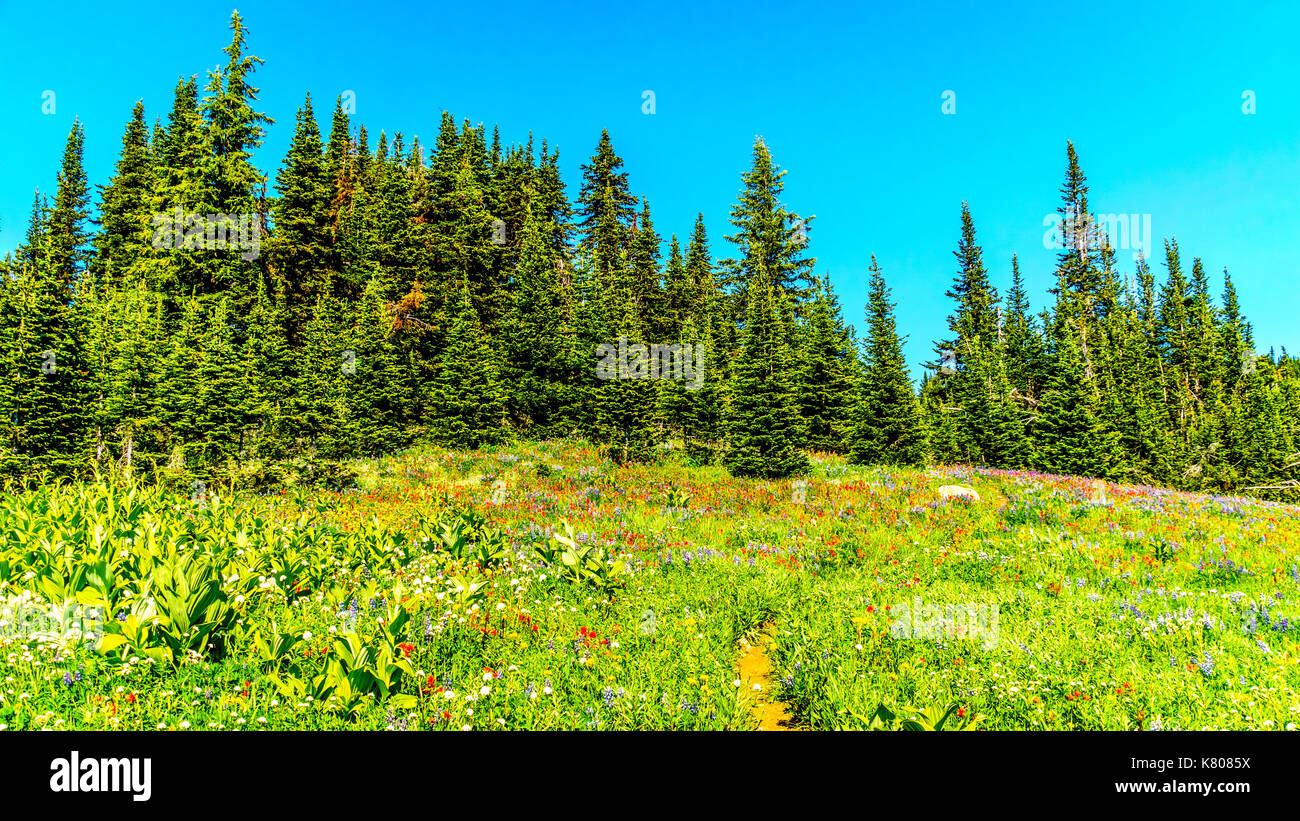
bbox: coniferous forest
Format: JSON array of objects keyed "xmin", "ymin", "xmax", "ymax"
[
  {"xmin": 6, "ymin": 7, "xmax": 1300, "ymax": 763},
  {"xmin": 3, "ymin": 11, "xmax": 1297, "ymax": 499}
]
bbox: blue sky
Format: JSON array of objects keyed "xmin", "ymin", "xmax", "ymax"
[{"xmin": 1, "ymin": 0, "xmax": 1297, "ymax": 378}]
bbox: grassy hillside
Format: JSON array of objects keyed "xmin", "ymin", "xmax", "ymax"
[{"xmin": 2, "ymin": 442, "xmax": 1297, "ymax": 730}]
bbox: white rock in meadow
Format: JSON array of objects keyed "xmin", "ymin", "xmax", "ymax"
[{"xmin": 937, "ymin": 485, "xmax": 980, "ymax": 503}]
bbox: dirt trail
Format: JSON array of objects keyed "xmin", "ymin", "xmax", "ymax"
[{"xmin": 736, "ymin": 624, "xmax": 798, "ymax": 730}]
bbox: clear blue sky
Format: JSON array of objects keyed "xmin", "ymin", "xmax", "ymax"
[{"xmin": 2, "ymin": 0, "xmax": 1297, "ymax": 379}]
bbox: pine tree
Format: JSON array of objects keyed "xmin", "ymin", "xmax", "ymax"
[
  {"xmin": 11, "ymin": 154, "xmax": 92, "ymax": 476},
  {"xmin": 47, "ymin": 120, "xmax": 91, "ymax": 295},
  {"xmin": 428, "ymin": 283, "xmax": 508, "ymax": 449},
  {"xmin": 626, "ymin": 198, "xmax": 667, "ymax": 338},
  {"xmin": 576, "ymin": 130, "xmax": 637, "ymax": 291},
  {"xmin": 849, "ymin": 257, "xmax": 925, "ymax": 466},
  {"xmin": 1048, "ymin": 142, "xmax": 1109, "ymax": 387},
  {"xmin": 197, "ymin": 10, "xmax": 273, "ymax": 305},
  {"xmin": 269, "ymin": 94, "xmax": 333, "ymax": 341},
  {"xmin": 148, "ymin": 76, "xmax": 207, "ymax": 297},
  {"xmin": 945, "ymin": 202, "xmax": 1000, "ymax": 350},
  {"xmin": 504, "ymin": 204, "xmax": 570, "ymax": 435},
  {"xmin": 345, "ymin": 277, "xmax": 411, "ymax": 455},
  {"xmin": 723, "ymin": 275, "xmax": 809, "ymax": 478},
  {"xmin": 796, "ymin": 276, "xmax": 857, "ymax": 453},
  {"xmin": 721, "ymin": 137, "xmax": 816, "ymax": 321},
  {"xmin": 196, "ymin": 296, "xmax": 250, "ymax": 472},
  {"xmin": 1155, "ymin": 238, "xmax": 1195, "ymax": 451},
  {"xmin": 239, "ymin": 276, "xmax": 291, "ymax": 459},
  {"xmin": 94, "ymin": 101, "xmax": 155, "ymax": 283},
  {"xmin": 159, "ymin": 294, "xmax": 206, "ymax": 468},
  {"xmin": 1034, "ymin": 329, "xmax": 1119, "ymax": 479},
  {"xmin": 289, "ymin": 293, "xmax": 349, "ymax": 457},
  {"xmin": 1002, "ymin": 254, "xmax": 1044, "ymax": 401},
  {"xmin": 104, "ymin": 279, "xmax": 164, "ymax": 471}
]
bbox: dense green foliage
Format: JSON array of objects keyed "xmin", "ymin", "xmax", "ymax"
[{"xmin": 2, "ymin": 12, "xmax": 1296, "ymax": 497}]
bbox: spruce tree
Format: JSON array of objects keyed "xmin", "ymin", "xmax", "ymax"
[
  {"xmin": 723, "ymin": 274, "xmax": 809, "ymax": 478},
  {"xmin": 721, "ymin": 137, "xmax": 816, "ymax": 321},
  {"xmin": 1034, "ymin": 329, "xmax": 1119, "ymax": 479},
  {"xmin": 196, "ymin": 296, "xmax": 250, "ymax": 472},
  {"xmin": 428, "ymin": 283, "xmax": 509, "ymax": 450},
  {"xmin": 94, "ymin": 102, "xmax": 155, "ymax": 283},
  {"xmin": 345, "ymin": 277, "xmax": 411, "ymax": 455},
  {"xmin": 47, "ymin": 120, "xmax": 91, "ymax": 295},
  {"xmin": 504, "ymin": 204, "xmax": 570, "ymax": 435},
  {"xmin": 796, "ymin": 276, "xmax": 857, "ymax": 453},
  {"xmin": 849, "ymin": 257, "xmax": 926, "ymax": 467},
  {"xmin": 269, "ymin": 94, "xmax": 334, "ymax": 340}
]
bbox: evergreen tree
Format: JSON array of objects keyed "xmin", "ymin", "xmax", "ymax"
[
  {"xmin": 345, "ymin": 276, "xmax": 411, "ymax": 455},
  {"xmin": 1034, "ymin": 329, "xmax": 1119, "ymax": 479},
  {"xmin": 94, "ymin": 102, "xmax": 155, "ymax": 283},
  {"xmin": 721, "ymin": 137, "xmax": 816, "ymax": 321},
  {"xmin": 796, "ymin": 276, "xmax": 857, "ymax": 453},
  {"xmin": 269, "ymin": 94, "xmax": 333, "ymax": 340},
  {"xmin": 723, "ymin": 275, "xmax": 808, "ymax": 478},
  {"xmin": 576, "ymin": 130, "xmax": 637, "ymax": 290},
  {"xmin": 428, "ymin": 283, "xmax": 509, "ymax": 449},
  {"xmin": 849, "ymin": 257, "xmax": 925, "ymax": 466},
  {"xmin": 196, "ymin": 296, "xmax": 250, "ymax": 472},
  {"xmin": 47, "ymin": 120, "xmax": 91, "ymax": 295},
  {"xmin": 1001, "ymin": 254, "xmax": 1044, "ymax": 401},
  {"xmin": 239, "ymin": 276, "xmax": 291, "ymax": 459},
  {"xmin": 504, "ymin": 205, "xmax": 571, "ymax": 435}
]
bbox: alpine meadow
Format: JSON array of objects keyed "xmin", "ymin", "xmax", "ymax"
[{"xmin": 2, "ymin": 9, "xmax": 1299, "ymax": 738}]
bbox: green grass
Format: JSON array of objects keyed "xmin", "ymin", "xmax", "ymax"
[{"xmin": 1, "ymin": 442, "xmax": 1297, "ymax": 730}]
